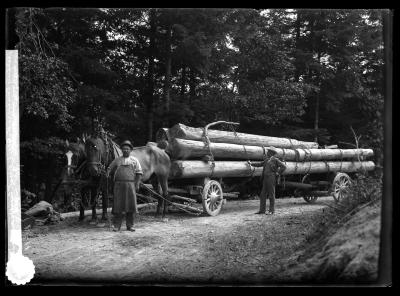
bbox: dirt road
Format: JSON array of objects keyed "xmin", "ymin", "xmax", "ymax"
[{"xmin": 22, "ymin": 197, "xmax": 332, "ymax": 284}]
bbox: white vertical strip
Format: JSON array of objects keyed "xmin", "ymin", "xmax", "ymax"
[
  {"xmin": 6, "ymin": 50, "xmax": 35, "ymax": 285},
  {"xmin": 6, "ymin": 50, "xmax": 22, "ymax": 259}
]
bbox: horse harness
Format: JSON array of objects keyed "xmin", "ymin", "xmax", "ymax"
[{"xmin": 86, "ymin": 136, "xmax": 111, "ymax": 176}]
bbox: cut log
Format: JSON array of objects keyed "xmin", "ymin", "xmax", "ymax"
[
  {"xmin": 166, "ymin": 138, "xmax": 373, "ymax": 161},
  {"xmin": 156, "ymin": 128, "xmax": 170, "ymax": 143},
  {"xmin": 25, "ymin": 201, "xmax": 54, "ymax": 217},
  {"xmin": 169, "ymin": 160, "xmax": 375, "ymax": 179},
  {"xmin": 157, "ymin": 123, "xmax": 319, "ymax": 149}
]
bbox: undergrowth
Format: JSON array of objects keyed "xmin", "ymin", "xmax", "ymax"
[{"xmin": 300, "ymin": 172, "xmax": 382, "ymax": 261}]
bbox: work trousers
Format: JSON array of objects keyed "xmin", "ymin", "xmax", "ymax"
[
  {"xmin": 113, "ymin": 212, "xmax": 134, "ymax": 229},
  {"xmin": 259, "ymin": 174, "xmax": 276, "ymax": 213}
]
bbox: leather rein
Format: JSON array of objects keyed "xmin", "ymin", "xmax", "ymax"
[{"xmin": 86, "ymin": 137, "xmax": 111, "ymax": 176}]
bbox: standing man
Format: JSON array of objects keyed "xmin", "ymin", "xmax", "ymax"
[
  {"xmin": 248, "ymin": 147, "xmax": 286, "ymax": 215},
  {"xmin": 106, "ymin": 140, "xmax": 143, "ymax": 231}
]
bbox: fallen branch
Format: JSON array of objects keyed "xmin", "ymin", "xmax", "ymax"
[{"xmin": 60, "ymin": 203, "xmax": 157, "ymax": 219}]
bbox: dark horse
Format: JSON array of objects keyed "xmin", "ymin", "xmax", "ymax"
[
  {"xmin": 84, "ymin": 135, "xmax": 171, "ymax": 216},
  {"xmin": 63, "ymin": 137, "xmax": 109, "ymax": 222}
]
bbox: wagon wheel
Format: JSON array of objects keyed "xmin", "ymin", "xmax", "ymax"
[
  {"xmin": 301, "ymin": 174, "xmax": 318, "ymax": 204},
  {"xmin": 331, "ymin": 172, "xmax": 352, "ymax": 202},
  {"xmin": 202, "ymin": 180, "xmax": 224, "ymax": 216}
]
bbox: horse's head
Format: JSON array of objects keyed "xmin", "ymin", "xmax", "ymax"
[
  {"xmin": 64, "ymin": 138, "xmax": 87, "ymax": 178},
  {"xmin": 85, "ymin": 136, "xmax": 108, "ymax": 177}
]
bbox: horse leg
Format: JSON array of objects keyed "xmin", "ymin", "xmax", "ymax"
[
  {"xmin": 159, "ymin": 175, "xmax": 169, "ymax": 218},
  {"xmin": 151, "ymin": 176, "xmax": 162, "ymax": 217},
  {"xmin": 101, "ymin": 183, "xmax": 108, "ymax": 221},
  {"xmin": 90, "ymin": 187, "xmax": 98, "ymax": 224},
  {"xmin": 78, "ymin": 187, "xmax": 86, "ymax": 221}
]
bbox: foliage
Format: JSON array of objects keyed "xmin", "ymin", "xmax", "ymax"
[
  {"xmin": 14, "ymin": 8, "xmax": 385, "ymax": 201},
  {"xmin": 305, "ymin": 172, "xmax": 382, "ymax": 248}
]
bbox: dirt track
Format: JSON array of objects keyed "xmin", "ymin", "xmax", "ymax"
[{"xmin": 22, "ymin": 196, "xmax": 333, "ymax": 284}]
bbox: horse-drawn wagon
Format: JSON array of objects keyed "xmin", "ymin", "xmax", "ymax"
[
  {"xmin": 152, "ymin": 121, "xmax": 375, "ymax": 216},
  {"xmin": 61, "ymin": 122, "xmax": 375, "ymax": 220}
]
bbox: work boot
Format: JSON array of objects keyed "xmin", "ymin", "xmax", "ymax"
[
  {"xmin": 112, "ymin": 226, "xmax": 121, "ymax": 232},
  {"xmin": 268, "ymin": 198, "xmax": 275, "ymax": 215},
  {"xmin": 126, "ymin": 227, "xmax": 135, "ymax": 232}
]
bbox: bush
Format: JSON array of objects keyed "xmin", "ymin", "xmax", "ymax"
[
  {"xmin": 339, "ymin": 172, "xmax": 382, "ymax": 215},
  {"xmin": 304, "ymin": 172, "xmax": 382, "ymax": 248}
]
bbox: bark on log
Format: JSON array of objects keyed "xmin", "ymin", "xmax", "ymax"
[
  {"xmin": 167, "ymin": 138, "xmax": 373, "ymax": 161},
  {"xmin": 169, "ymin": 160, "xmax": 375, "ymax": 179},
  {"xmin": 157, "ymin": 123, "xmax": 319, "ymax": 149}
]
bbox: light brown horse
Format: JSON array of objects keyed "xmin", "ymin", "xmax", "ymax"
[{"xmin": 85, "ymin": 136, "xmax": 171, "ymax": 216}]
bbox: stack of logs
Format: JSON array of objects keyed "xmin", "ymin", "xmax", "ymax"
[{"xmin": 156, "ymin": 123, "xmax": 375, "ymax": 179}]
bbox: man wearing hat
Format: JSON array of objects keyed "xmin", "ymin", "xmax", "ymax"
[
  {"xmin": 248, "ymin": 147, "xmax": 286, "ymax": 215},
  {"xmin": 106, "ymin": 140, "xmax": 143, "ymax": 231}
]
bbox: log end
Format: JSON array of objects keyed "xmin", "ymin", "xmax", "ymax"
[{"xmin": 156, "ymin": 128, "xmax": 169, "ymax": 143}]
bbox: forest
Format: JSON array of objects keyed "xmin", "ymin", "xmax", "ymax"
[{"xmin": 12, "ymin": 8, "xmax": 385, "ymax": 203}]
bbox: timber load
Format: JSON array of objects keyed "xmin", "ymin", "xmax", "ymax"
[
  {"xmin": 165, "ymin": 138, "xmax": 374, "ymax": 161},
  {"xmin": 169, "ymin": 160, "xmax": 375, "ymax": 179},
  {"xmin": 156, "ymin": 122, "xmax": 375, "ymax": 179},
  {"xmin": 156, "ymin": 123, "xmax": 319, "ymax": 149}
]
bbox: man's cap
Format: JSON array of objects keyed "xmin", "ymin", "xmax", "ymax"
[
  {"xmin": 266, "ymin": 146, "xmax": 278, "ymax": 155},
  {"xmin": 121, "ymin": 140, "xmax": 133, "ymax": 150}
]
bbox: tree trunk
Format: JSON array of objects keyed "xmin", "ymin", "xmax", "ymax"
[
  {"xmin": 157, "ymin": 123, "xmax": 319, "ymax": 149},
  {"xmin": 91, "ymin": 97, "xmax": 95, "ymax": 134},
  {"xmin": 314, "ymin": 51, "xmax": 322, "ymax": 143},
  {"xmin": 44, "ymin": 176, "xmax": 53, "ymax": 203},
  {"xmin": 180, "ymin": 66, "xmax": 186, "ymax": 101},
  {"xmin": 169, "ymin": 160, "xmax": 375, "ymax": 179},
  {"xmin": 189, "ymin": 67, "xmax": 196, "ymax": 105},
  {"xmin": 166, "ymin": 138, "xmax": 374, "ymax": 161},
  {"xmin": 314, "ymin": 95, "xmax": 320, "ymax": 143},
  {"xmin": 164, "ymin": 24, "xmax": 172, "ymax": 127},
  {"xmin": 146, "ymin": 9, "xmax": 156, "ymax": 142},
  {"xmin": 294, "ymin": 10, "xmax": 302, "ymax": 82}
]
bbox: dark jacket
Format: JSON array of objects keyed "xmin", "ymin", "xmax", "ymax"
[{"xmin": 252, "ymin": 156, "xmax": 287, "ymax": 181}]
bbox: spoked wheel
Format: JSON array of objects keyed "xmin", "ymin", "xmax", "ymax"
[
  {"xmin": 331, "ymin": 172, "xmax": 352, "ymax": 202},
  {"xmin": 202, "ymin": 180, "xmax": 224, "ymax": 216},
  {"xmin": 301, "ymin": 174, "xmax": 318, "ymax": 204}
]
